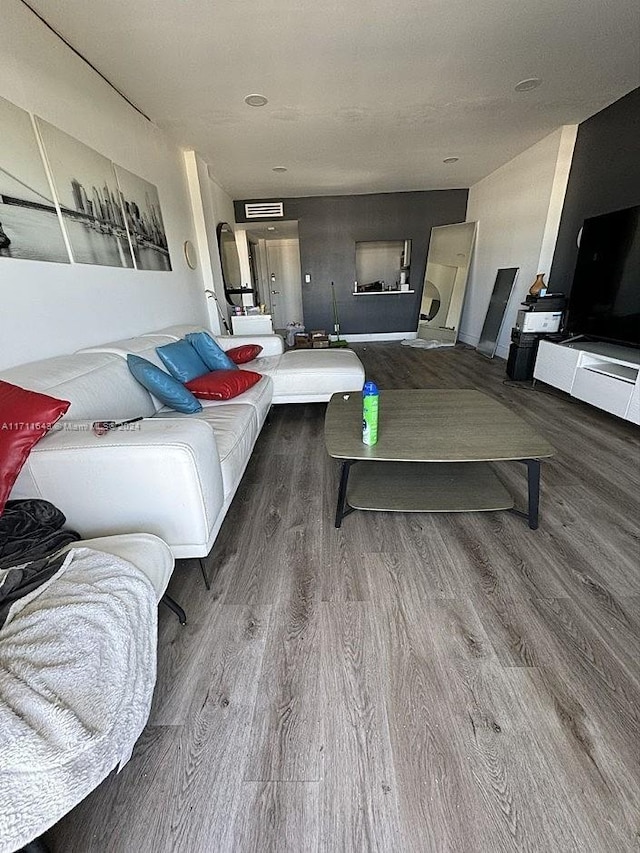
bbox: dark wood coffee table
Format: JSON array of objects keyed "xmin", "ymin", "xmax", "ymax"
[{"xmin": 324, "ymin": 389, "xmax": 554, "ymax": 529}]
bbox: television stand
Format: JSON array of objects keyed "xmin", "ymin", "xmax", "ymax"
[{"xmin": 533, "ymin": 339, "xmax": 639, "ymax": 424}]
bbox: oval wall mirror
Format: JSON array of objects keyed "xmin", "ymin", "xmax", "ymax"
[{"xmin": 216, "ymin": 222, "xmax": 243, "ymax": 306}]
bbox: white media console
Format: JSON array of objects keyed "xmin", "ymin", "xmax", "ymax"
[{"xmin": 534, "ymin": 340, "xmax": 640, "ymax": 425}]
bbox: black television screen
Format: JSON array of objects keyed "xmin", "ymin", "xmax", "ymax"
[{"xmin": 565, "ymin": 205, "xmax": 640, "ymax": 348}]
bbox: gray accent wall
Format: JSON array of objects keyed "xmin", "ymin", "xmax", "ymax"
[
  {"xmin": 235, "ymin": 190, "xmax": 468, "ymax": 334},
  {"xmin": 549, "ymin": 87, "xmax": 640, "ymax": 293}
]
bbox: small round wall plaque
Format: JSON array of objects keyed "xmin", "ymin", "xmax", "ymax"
[{"xmin": 184, "ymin": 240, "xmax": 197, "ymax": 269}]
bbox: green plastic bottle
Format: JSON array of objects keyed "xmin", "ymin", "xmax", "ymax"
[{"xmin": 362, "ymin": 380, "xmax": 379, "ymax": 445}]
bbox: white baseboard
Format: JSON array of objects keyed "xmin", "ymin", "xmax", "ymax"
[{"xmin": 330, "ymin": 331, "xmax": 418, "ymax": 343}]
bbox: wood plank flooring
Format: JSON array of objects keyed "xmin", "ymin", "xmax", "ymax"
[{"xmin": 47, "ymin": 343, "xmax": 640, "ymax": 852}]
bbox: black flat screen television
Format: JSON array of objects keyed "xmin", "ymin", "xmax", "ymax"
[{"xmin": 565, "ymin": 204, "xmax": 640, "ymax": 349}]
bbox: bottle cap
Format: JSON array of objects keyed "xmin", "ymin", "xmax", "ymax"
[{"xmin": 363, "ymin": 380, "xmax": 378, "ymax": 395}]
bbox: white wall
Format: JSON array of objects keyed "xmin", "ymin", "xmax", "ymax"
[
  {"xmin": 0, "ymin": 0, "xmax": 209, "ymax": 370},
  {"xmin": 206, "ymin": 171, "xmax": 243, "ymax": 327},
  {"xmin": 212, "ymin": 182, "xmax": 256, "ymax": 310},
  {"xmin": 184, "ymin": 151, "xmax": 235, "ymax": 334},
  {"xmin": 184, "ymin": 152, "xmax": 247, "ymax": 334},
  {"xmin": 461, "ymin": 125, "xmax": 577, "ymax": 358}
]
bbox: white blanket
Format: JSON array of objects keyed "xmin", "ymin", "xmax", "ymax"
[{"xmin": 0, "ymin": 547, "xmax": 157, "ymax": 852}]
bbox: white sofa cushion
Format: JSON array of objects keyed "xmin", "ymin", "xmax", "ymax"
[
  {"xmin": 0, "ymin": 352, "xmax": 156, "ymax": 421},
  {"xmin": 153, "ymin": 374, "xmax": 272, "ymax": 504},
  {"xmin": 78, "ymin": 334, "xmax": 183, "ymax": 413},
  {"xmin": 240, "ymin": 354, "xmax": 282, "ymax": 375},
  {"xmin": 243, "ymin": 348, "xmax": 365, "ymax": 403},
  {"xmin": 200, "ymin": 374, "xmax": 272, "ymax": 419},
  {"xmin": 150, "ymin": 325, "xmax": 286, "ymax": 358},
  {"xmin": 79, "ymin": 334, "xmax": 178, "ymax": 369},
  {"xmin": 153, "ymin": 403, "xmax": 257, "ymax": 502},
  {"xmin": 198, "ymin": 405, "xmax": 258, "ymax": 502}
]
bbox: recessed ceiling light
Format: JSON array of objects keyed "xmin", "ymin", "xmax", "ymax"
[
  {"xmin": 267, "ymin": 226, "xmax": 276, "ymax": 231},
  {"xmin": 443, "ymin": 157, "xmax": 459, "ymax": 164},
  {"xmin": 244, "ymin": 93, "xmax": 268, "ymax": 107},
  {"xmin": 272, "ymin": 166, "xmax": 288, "ymax": 172},
  {"xmin": 515, "ymin": 78, "xmax": 542, "ymax": 92}
]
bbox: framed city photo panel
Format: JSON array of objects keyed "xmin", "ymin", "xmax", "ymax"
[
  {"xmin": 114, "ymin": 165, "xmax": 172, "ymax": 271},
  {"xmin": 36, "ymin": 117, "xmax": 134, "ymax": 268},
  {"xmin": 0, "ymin": 95, "xmax": 70, "ymax": 264}
]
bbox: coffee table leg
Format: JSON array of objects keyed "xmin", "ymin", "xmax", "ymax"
[
  {"xmin": 335, "ymin": 460, "xmax": 354, "ymax": 528},
  {"xmin": 524, "ymin": 458, "xmax": 540, "ymax": 530}
]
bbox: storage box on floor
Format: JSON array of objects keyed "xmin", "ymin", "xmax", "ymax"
[{"xmin": 295, "ymin": 330, "xmax": 329, "ymax": 349}]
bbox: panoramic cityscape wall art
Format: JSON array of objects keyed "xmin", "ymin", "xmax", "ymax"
[
  {"xmin": 114, "ymin": 165, "xmax": 172, "ymax": 271},
  {"xmin": 0, "ymin": 96, "xmax": 173, "ymax": 272},
  {"xmin": 0, "ymin": 95, "xmax": 70, "ymax": 264},
  {"xmin": 36, "ymin": 117, "xmax": 135, "ymax": 268}
]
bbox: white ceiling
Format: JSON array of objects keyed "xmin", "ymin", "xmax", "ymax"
[{"xmin": 28, "ymin": 0, "xmax": 640, "ymax": 199}]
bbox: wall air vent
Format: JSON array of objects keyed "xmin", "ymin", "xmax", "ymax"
[{"xmin": 244, "ymin": 202, "xmax": 284, "ymax": 219}]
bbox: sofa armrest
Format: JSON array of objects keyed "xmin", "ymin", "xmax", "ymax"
[
  {"xmin": 10, "ymin": 419, "xmax": 224, "ymax": 555},
  {"xmin": 215, "ymin": 334, "xmax": 284, "ymax": 357},
  {"xmin": 64, "ymin": 533, "xmax": 174, "ymax": 601}
]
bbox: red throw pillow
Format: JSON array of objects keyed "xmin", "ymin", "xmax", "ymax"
[
  {"xmin": 185, "ymin": 369, "xmax": 262, "ymax": 400},
  {"xmin": 226, "ymin": 344, "xmax": 263, "ymax": 364},
  {"xmin": 0, "ymin": 381, "xmax": 70, "ymax": 514}
]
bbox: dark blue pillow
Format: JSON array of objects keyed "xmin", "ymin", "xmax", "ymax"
[
  {"xmin": 185, "ymin": 331, "xmax": 237, "ymax": 372},
  {"xmin": 127, "ymin": 354, "xmax": 202, "ymax": 414},
  {"xmin": 156, "ymin": 339, "xmax": 210, "ymax": 383}
]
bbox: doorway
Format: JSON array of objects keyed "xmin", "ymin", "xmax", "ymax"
[
  {"xmin": 265, "ymin": 238, "xmax": 303, "ymax": 329},
  {"xmin": 247, "ymin": 222, "xmax": 303, "ymax": 332}
]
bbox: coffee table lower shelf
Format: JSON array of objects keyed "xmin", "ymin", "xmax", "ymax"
[
  {"xmin": 345, "ymin": 460, "xmax": 514, "ymax": 516},
  {"xmin": 345, "ymin": 460, "xmax": 514, "ymax": 517}
]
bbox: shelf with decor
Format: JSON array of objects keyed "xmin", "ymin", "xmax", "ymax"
[
  {"xmin": 353, "ymin": 289, "xmax": 415, "ymax": 296},
  {"xmin": 354, "ymin": 238, "xmax": 412, "ymax": 299}
]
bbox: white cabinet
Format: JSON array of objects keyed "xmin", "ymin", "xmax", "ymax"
[
  {"xmin": 533, "ymin": 340, "xmax": 640, "ymax": 425},
  {"xmin": 534, "ymin": 340, "xmax": 581, "ymax": 393},
  {"xmin": 231, "ymin": 314, "xmax": 274, "ymax": 336},
  {"xmin": 627, "ymin": 382, "xmax": 640, "ymax": 425}
]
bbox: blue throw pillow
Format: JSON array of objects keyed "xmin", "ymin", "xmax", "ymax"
[
  {"xmin": 186, "ymin": 331, "xmax": 237, "ymax": 372},
  {"xmin": 156, "ymin": 339, "xmax": 210, "ymax": 383},
  {"xmin": 127, "ymin": 354, "xmax": 202, "ymax": 414}
]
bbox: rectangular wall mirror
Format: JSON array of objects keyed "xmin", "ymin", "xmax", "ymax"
[{"xmin": 417, "ymin": 222, "xmax": 477, "ymax": 344}]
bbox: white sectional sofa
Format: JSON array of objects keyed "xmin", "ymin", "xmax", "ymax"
[{"xmin": 1, "ymin": 325, "xmax": 364, "ymax": 566}]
